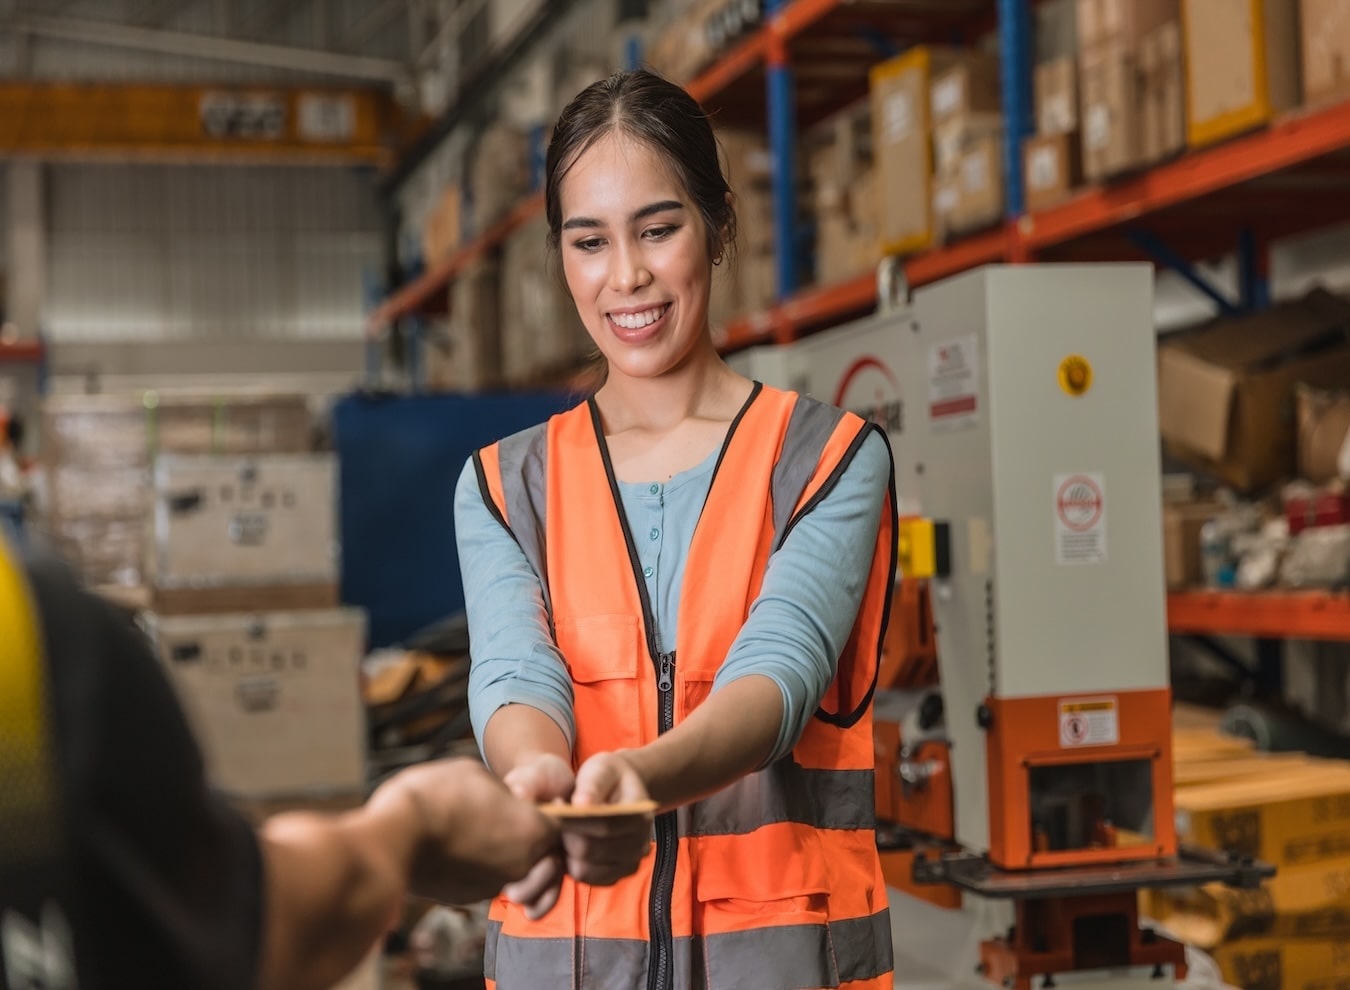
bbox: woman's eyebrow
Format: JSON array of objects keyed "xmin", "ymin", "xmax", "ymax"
[{"xmin": 562, "ymin": 200, "xmax": 685, "ymax": 231}]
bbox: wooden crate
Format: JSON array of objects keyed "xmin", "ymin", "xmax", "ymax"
[
  {"xmin": 148, "ymin": 607, "xmax": 368, "ymax": 798},
  {"xmin": 148, "ymin": 454, "xmax": 337, "ymax": 589}
]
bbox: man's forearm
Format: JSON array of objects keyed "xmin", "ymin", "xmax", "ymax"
[
  {"xmin": 256, "ymin": 796, "xmax": 416, "ymax": 990},
  {"xmin": 625, "ymin": 674, "xmax": 782, "ymax": 812},
  {"xmin": 482, "ymin": 703, "xmax": 572, "ymax": 777}
]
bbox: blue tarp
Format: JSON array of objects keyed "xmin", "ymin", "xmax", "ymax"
[{"xmin": 334, "ymin": 389, "xmax": 576, "ymax": 649}]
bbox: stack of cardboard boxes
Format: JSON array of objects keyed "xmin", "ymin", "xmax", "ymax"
[
  {"xmin": 1156, "ymin": 289, "xmax": 1350, "ymax": 592},
  {"xmin": 143, "ymin": 452, "xmax": 368, "ymax": 808},
  {"xmin": 427, "ymin": 259, "xmax": 503, "ymax": 393},
  {"xmin": 40, "ymin": 392, "xmax": 315, "ymax": 592},
  {"xmin": 1076, "ymin": 0, "xmax": 1184, "ymax": 181},
  {"xmin": 929, "ymin": 53, "xmax": 1005, "ymax": 242},
  {"xmin": 1158, "ymin": 289, "xmax": 1350, "ymax": 494},
  {"xmin": 1148, "ymin": 711, "xmax": 1350, "ymax": 990},
  {"xmin": 869, "ymin": 47, "xmax": 1004, "ymax": 257},
  {"xmin": 1180, "ymin": 0, "xmax": 1300, "ymax": 149},
  {"xmin": 804, "ymin": 100, "xmax": 879, "ymax": 287},
  {"xmin": 646, "ymin": 0, "xmax": 762, "ymax": 85},
  {"xmin": 709, "ymin": 128, "xmax": 778, "ymax": 338},
  {"xmin": 1025, "ymin": 56, "xmax": 1084, "ymax": 211},
  {"xmin": 498, "ymin": 215, "xmax": 591, "ymax": 386},
  {"xmin": 421, "ymin": 184, "xmax": 463, "ymax": 268},
  {"xmin": 1301, "ymin": 0, "xmax": 1350, "ymax": 108}
]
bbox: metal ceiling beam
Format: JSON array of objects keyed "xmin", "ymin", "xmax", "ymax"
[
  {"xmin": 345, "ymin": 0, "xmax": 408, "ymax": 50},
  {"xmin": 382, "ymin": 0, "xmax": 579, "ymax": 194},
  {"xmin": 9, "ymin": 12, "xmax": 409, "ymax": 84}
]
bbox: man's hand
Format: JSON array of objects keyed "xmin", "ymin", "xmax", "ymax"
[
  {"xmin": 565, "ymin": 751, "xmax": 654, "ymax": 887},
  {"xmin": 499, "ymin": 753, "xmax": 575, "ymax": 919},
  {"xmin": 366, "ymin": 757, "xmax": 559, "ymax": 906}
]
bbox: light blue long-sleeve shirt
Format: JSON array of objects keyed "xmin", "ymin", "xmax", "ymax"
[{"xmin": 454, "ymin": 428, "xmax": 890, "ymax": 764}]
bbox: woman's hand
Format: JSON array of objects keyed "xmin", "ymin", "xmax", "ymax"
[
  {"xmin": 564, "ymin": 751, "xmax": 654, "ymax": 887},
  {"xmin": 500, "ymin": 753, "xmax": 575, "ymax": 919}
]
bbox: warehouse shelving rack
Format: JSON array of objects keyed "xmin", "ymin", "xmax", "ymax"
[
  {"xmin": 0, "ymin": 341, "xmax": 43, "ymax": 365},
  {"xmin": 368, "ymin": 0, "xmax": 1350, "ymax": 643}
]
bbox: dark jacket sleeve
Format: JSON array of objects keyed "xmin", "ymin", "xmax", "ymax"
[{"xmin": 23, "ymin": 547, "xmax": 264, "ymax": 990}]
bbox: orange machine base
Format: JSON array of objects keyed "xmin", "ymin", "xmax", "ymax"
[{"xmin": 979, "ymin": 893, "xmax": 1187, "ymax": 990}]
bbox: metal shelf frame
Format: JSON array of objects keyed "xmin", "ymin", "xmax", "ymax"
[{"xmin": 372, "ymin": 0, "xmax": 1350, "ymax": 348}]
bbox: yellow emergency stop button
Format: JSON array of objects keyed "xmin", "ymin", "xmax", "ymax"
[{"xmin": 1058, "ymin": 354, "xmax": 1093, "ymax": 397}]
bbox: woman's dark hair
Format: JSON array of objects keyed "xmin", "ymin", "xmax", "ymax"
[{"xmin": 544, "ymin": 69, "xmax": 737, "ymax": 264}]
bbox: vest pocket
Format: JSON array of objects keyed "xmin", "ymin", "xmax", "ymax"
[
  {"xmin": 693, "ymin": 829, "xmax": 839, "ymax": 988},
  {"xmin": 555, "ymin": 614, "xmax": 645, "ymax": 757}
]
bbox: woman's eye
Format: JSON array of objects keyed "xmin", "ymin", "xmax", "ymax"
[
  {"xmin": 645, "ymin": 225, "xmax": 678, "ymax": 241},
  {"xmin": 573, "ymin": 237, "xmax": 605, "ymax": 252}
]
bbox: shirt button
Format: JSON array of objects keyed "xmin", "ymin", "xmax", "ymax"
[
  {"xmin": 643, "ymin": 566, "xmax": 654, "ymax": 578},
  {"xmin": 649, "ymin": 483, "xmax": 659, "ymax": 494},
  {"xmin": 649, "ymin": 527, "xmax": 660, "ymax": 541}
]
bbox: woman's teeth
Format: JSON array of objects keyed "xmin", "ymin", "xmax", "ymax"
[{"xmin": 610, "ymin": 305, "xmax": 667, "ymax": 329}]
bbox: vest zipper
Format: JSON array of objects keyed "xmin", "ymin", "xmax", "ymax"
[
  {"xmin": 586, "ymin": 394, "xmax": 765, "ymax": 990},
  {"xmin": 649, "ymin": 649, "xmax": 676, "ymax": 990}
]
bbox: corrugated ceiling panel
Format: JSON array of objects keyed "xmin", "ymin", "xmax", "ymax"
[{"xmin": 47, "ymin": 163, "xmax": 382, "ymax": 341}]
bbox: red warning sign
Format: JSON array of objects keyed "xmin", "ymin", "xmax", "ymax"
[
  {"xmin": 1056, "ymin": 475, "xmax": 1103, "ymax": 532},
  {"xmin": 1053, "ymin": 472, "xmax": 1107, "ymax": 565}
]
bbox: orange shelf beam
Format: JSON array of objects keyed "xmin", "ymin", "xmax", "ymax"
[
  {"xmin": 1168, "ymin": 590, "xmax": 1350, "ymax": 641},
  {"xmin": 718, "ymin": 225, "xmax": 1010, "ymax": 349},
  {"xmin": 1020, "ymin": 100, "xmax": 1350, "ymax": 250},
  {"xmin": 687, "ymin": 32, "xmax": 766, "ymax": 104},
  {"xmin": 0, "ymin": 341, "xmax": 43, "ymax": 363},
  {"xmin": 367, "ymin": 190, "xmax": 545, "ymax": 334}
]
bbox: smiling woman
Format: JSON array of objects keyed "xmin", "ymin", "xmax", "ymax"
[{"xmin": 454, "ymin": 69, "xmax": 900, "ymax": 990}]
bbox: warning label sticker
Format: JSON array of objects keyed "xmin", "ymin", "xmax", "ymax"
[
  {"xmin": 1053, "ymin": 472, "xmax": 1107, "ymax": 565},
  {"xmin": 928, "ymin": 334, "xmax": 979, "ymax": 433},
  {"xmin": 1059, "ymin": 698, "xmax": 1120, "ymax": 748}
]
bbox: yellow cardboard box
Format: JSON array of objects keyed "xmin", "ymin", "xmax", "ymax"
[{"xmin": 1176, "ymin": 768, "xmax": 1350, "ymax": 871}]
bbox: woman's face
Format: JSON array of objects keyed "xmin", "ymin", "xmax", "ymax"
[{"xmin": 558, "ymin": 131, "xmax": 715, "ymax": 382}]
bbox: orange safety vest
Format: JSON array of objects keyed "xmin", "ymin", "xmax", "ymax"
[{"xmin": 473, "ymin": 383, "xmax": 898, "ymax": 990}]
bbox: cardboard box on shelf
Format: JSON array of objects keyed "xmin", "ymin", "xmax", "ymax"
[
  {"xmin": 148, "ymin": 607, "xmax": 368, "ymax": 798},
  {"xmin": 1079, "ymin": 43, "xmax": 1144, "ymax": 180},
  {"xmin": 934, "ymin": 134, "xmax": 1004, "ymax": 242},
  {"xmin": 646, "ymin": 0, "xmax": 723, "ymax": 83},
  {"xmin": 1139, "ymin": 20, "xmax": 1185, "ymax": 163},
  {"xmin": 1162, "ymin": 498, "xmax": 1223, "ymax": 588},
  {"xmin": 421, "ymin": 184, "xmax": 462, "ymax": 267},
  {"xmin": 1023, "ymin": 131, "xmax": 1084, "ymax": 211},
  {"xmin": 1175, "ymin": 766, "xmax": 1350, "ymax": 871},
  {"xmin": 933, "ymin": 112, "xmax": 1003, "ymax": 177},
  {"xmin": 499, "ymin": 215, "xmax": 589, "ymax": 385},
  {"xmin": 1035, "ymin": 0, "xmax": 1080, "ymax": 62},
  {"xmin": 871, "ymin": 47, "xmax": 989, "ymax": 256},
  {"xmin": 1157, "ymin": 289, "xmax": 1350, "ymax": 491},
  {"xmin": 1181, "ymin": 0, "xmax": 1301, "ymax": 149},
  {"xmin": 929, "ymin": 53, "xmax": 1001, "ymax": 127},
  {"xmin": 427, "ymin": 259, "xmax": 502, "ymax": 393},
  {"xmin": 148, "ymin": 454, "xmax": 337, "ymax": 590},
  {"xmin": 718, "ymin": 127, "xmax": 775, "ymax": 254},
  {"xmin": 1035, "ymin": 57, "xmax": 1079, "ymax": 136},
  {"xmin": 1297, "ymin": 383, "xmax": 1350, "ymax": 484},
  {"xmin": 1301, "ymin": 0, "xmax": 1350, "ymax": 106},
  {"xmin": 467, "ymin": 123, "xmax": 529, "ymax": 233},
  {"xmin": 1076, "ymin": 0, "xmax": 1180, "ymax": 49}
]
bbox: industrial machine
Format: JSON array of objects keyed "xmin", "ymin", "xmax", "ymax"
[{"xmin": 729, "ymin": 264, "xmax": 1271, "ymax": 989}]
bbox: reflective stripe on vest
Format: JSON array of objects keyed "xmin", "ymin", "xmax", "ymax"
[
  {"xmin": 485, "ymin": 907, "xmax": 893, "ymax": 990},
  {"xmin": 474, "ymin": 384, "xmax": 898, "ymax": 990}
]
